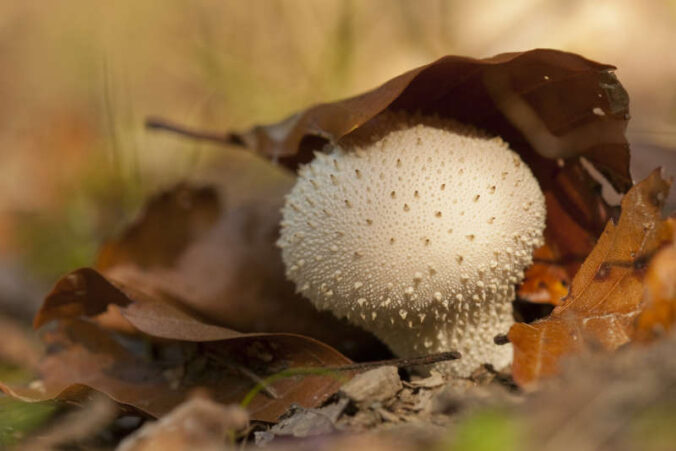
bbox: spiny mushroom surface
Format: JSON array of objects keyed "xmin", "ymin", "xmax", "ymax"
[{"xmin": 277, "ymin": 115, "xmax": 546, "ymax": 377}]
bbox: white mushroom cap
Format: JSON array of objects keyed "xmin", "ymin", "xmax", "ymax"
[{"xmin": 277, "ymin": 116, "xmax": 546, "ymax": 376}]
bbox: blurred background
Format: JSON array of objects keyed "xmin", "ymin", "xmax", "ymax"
[{"xmin": 1, "ymin": 0, "xmax": 675, "ymax": 316}]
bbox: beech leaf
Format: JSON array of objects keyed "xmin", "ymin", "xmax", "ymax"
[{"xmin": 228, "ymin": 50, "xmax": 631, "ymax": 195}]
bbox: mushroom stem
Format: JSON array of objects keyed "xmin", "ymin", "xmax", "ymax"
[{"xmin": 367, "ymin": 289, "xmax": 515, "ymax": 377}]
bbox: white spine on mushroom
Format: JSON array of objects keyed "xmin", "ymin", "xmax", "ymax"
[{"xmin": 277, "ymin": 116, "xmax": 546, "ymax": 377}]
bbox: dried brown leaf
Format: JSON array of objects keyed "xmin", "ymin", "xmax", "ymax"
[
  {"xmin": 34, "ymin": 267, "xmax": 131, "ymax": 329},
  {"xmin": 230, "ymin": 50, "xmax": 631, "ymax": 195},
  {"xmin": 2, "ymin": 319, "xmax": 350, "ymax": 422},
  {"xmin": 509, "ymin": 170, "xmax": 672, "ymax": 388},
  {"xmin": 8, "ymin": 268, "xmax": 353, "ymax": 422}
]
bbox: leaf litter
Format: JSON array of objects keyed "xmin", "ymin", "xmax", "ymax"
[{"xmin": 1, "ymin": 48, "xmax": 675, "ymax": 448}]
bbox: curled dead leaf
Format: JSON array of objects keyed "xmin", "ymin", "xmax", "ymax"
[
  {"xmin": 509, "ymin": 170, "xmax": 672, "ymax": 388},
  {"xmin": 227, "ymin": 50, "xmax": 631, "ymax": 194}
]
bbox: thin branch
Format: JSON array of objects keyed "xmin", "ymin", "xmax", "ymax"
[
  {"xmin": 327, "ymin": 351, "xmax": 461, "ymax": 372},
  {"xmin": 145, "ymin": 116, "xmax": 243, "ymax": 147}
]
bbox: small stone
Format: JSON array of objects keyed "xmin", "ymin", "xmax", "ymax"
[
  {"xmin": 340, "ymin": 366, "xmax": 402, "ymax": 404},
  {"xmin": 407, "ymin": 370, "xmax": 445, "ymax": 389}
]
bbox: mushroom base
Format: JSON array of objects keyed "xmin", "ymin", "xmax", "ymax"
[{"xmin": 352, "ymin": 296, "xmax": 515, "ymax": 378}]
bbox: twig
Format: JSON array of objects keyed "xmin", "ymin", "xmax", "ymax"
[
  {"xmin": 327, "ymin": 350, "xmax": 461, "ymax": 372},
  {"xmin": 145, "ymin": 116, "xmax": 243, "ymax": 147}
]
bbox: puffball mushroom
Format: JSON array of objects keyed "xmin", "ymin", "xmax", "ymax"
[{"xmin": 277, "ymin": 115, "xmax": 546, "ymax": 377}]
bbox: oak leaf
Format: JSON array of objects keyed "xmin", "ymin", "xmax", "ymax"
[
  {"xmin": 634, "ymin": 219, "xmax": 676, "ymax": 341},
  {"xmin": 509, "ymin": 170, "xmax": 672, "ymax": 387}
]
